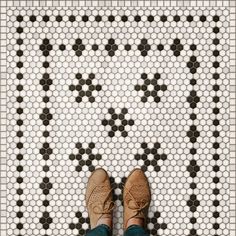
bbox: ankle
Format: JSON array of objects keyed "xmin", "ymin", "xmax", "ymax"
[{"xmin": 126, "ymin": 217, "xmax": 144, "ymax": 229}]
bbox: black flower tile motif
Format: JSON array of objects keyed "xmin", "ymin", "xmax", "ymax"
[
  {"xmin": 102, "ymin": 108, "xmax": 134, "ymax": 137},
  {"xmin": 134, "ymin": 142, "xmax": 167, "ymax": 172},
  {"xmin": 69, "ymin": 73, "xmax": 102, "ymax": 103},
  {"xmin": 69, "ymin": 142, "xmax": 102, "ymax": 172},
  {"xmin": 135, "ymin": 73, "xmax": 167, "ymax": 103},
  {"xmin": 69, "ymin": 211, "xmax": 89, "ymax": 235}
]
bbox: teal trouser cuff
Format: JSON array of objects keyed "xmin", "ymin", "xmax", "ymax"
[
  {"xmin": 124, "ymin": 225, "xmax": 149, "ymax": 236},
  {"xmin": 85, "ymin": 224, "xmax": 149, "ymax": 236},
  {"xmin": 85, "ymin": 224, "xmax": 112, "ymax": 236}
]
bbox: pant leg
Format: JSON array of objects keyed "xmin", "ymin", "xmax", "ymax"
[
  {"xmin": 124, "ymin": 225, "xmax": 149, "ymax": 236},
  {"xmin": 85, "ymin": 224, "xmax": 112, "ymax": 236}
]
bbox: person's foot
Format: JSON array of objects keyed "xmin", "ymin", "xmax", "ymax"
[
  {"xmin": 86, "ymin": 168, "xmax": 114, "ymax": 229},
  {"xmin": 123, "ymin": 169, "xmax": 151, "ymax": 229}
]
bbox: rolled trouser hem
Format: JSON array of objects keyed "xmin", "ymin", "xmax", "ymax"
[
  {"xmin": 85, "ymin": 224, "xmax": 112, "ymax": 236},
  {"xmin": 124, "ymin": 224, "xmax": 149, "ymax": 236}
]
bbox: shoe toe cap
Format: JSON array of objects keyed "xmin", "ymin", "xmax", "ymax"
[
  {"xmin": 90, "ymin": 168, "xmax": 109, "ymax": 184},
  {"xmin": 128, "ymin": 169, "xmax": 148, "ymax": 183}
]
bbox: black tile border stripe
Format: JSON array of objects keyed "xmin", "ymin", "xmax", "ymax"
[
  {"xmin": 15, "ymin": 16, "xmax": 24, "ymax": 234},
  {"xmin": 211, "ymin": 16, "xmax": 221, "ymax": 235},
  {"xmin": 2, "ymin": 14, "xmax": 228, "ymax": 23}
]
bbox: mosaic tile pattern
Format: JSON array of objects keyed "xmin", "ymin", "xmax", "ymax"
[{"xmin": 6, "ymin": 7, "xmax": 230, "ymax": 236}]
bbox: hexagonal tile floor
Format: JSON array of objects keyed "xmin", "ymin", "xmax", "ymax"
[{"xmin": 3, "ymin": 2, "xmax": 233, "ymax": 236}]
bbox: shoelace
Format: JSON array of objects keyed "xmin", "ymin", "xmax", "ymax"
[
  {"xmin": 123, "ymin": 184, "xmax": 149, "ymax": 214},
  {"xmin": 89, "ymin": 186, "xmax": 115, "ymax": 214}
]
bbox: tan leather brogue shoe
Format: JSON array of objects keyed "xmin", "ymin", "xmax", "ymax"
[
  {"xmin": 85, "ymin": 168, "xmax": 114, "ymax": 229},
  {"xmin": 123, "ymin": 168, "xmax": 151, "ymax": 229}
]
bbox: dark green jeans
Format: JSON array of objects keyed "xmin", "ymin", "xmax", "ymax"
[{"xmin": 85, "ymin": 224, "xmax": 149, "ymax": 236}]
